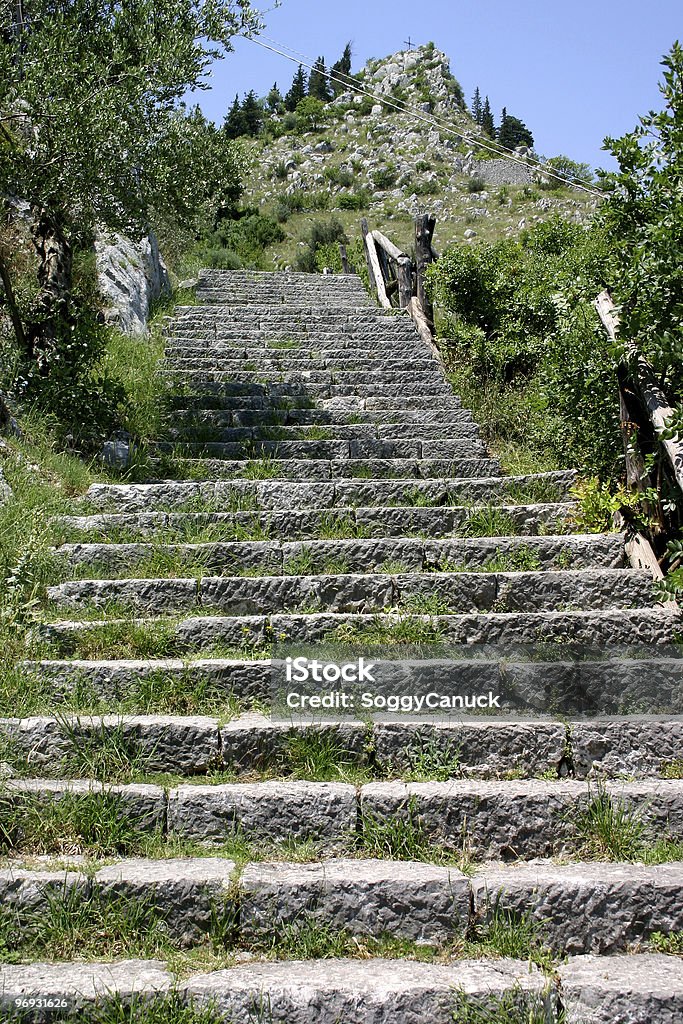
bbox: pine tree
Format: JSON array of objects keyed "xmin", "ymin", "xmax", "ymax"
[
  {"xmin": 284, "ymin": 65, "xmax": 307, "ymax": 112},
  {"xmin": 241, "ymin": 89, "xmax": 263, "ymax": 136},
  {"xmin": 471, "ymin": 87, "xmax": 482, "ymax": 124},
  {"xmin": 266, "ymin": 83, "xmax": 284, "ymax": 114},
  {"xmin": 224, "ymin": 93, "xmax": 245, "ymax": 139},
  {"xmin": 308, "ymin": 56, "xmax": 332, "ymax": 102},
  {"xmin": 498, "ymin": 109, "xmax": 534, "ymax": 150},
  {"xmin": 331, "ymin": 42, "xmax": 353, "ymax": 95},
  {"xmin": 481, "ymin": 96, "xmax": 495, "ymax": 138}
]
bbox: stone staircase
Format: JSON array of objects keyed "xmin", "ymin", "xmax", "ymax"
[{"xmin": 3, "ymin": 269, "xmax": 683, "ymax": 1022}]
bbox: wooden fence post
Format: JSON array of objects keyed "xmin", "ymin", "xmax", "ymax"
[{"xmin": 415, "ymin": 214, "xmax": 436, "ymax": 324}]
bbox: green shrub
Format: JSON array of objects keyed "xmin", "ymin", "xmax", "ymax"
[
  {"xmin": 337, "ymin": 190, "xmax": 371, "ymax": 211},
  {"xmin": 295, "ymin": 218, "xmax": 348, "ymax": 274},
  {"xmin": 467, "ymin": 175, "xmax": 486, "ymax": 193},
  {"xmin": 372, "ymin": 164, "xmax": 398, "ymax": 190},
  {"xmin": 428, "ymin": 217, "xmax": 621, "ymax": 478}
]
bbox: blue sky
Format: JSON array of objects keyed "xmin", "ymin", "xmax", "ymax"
[{"xmin": 194, "ymin": 0, "xmax": 681, "ymax": 171}]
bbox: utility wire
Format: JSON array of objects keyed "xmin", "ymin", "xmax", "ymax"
[{"xmin": 240, "ymin": 33, "xmax": 605, "ymax": 199}]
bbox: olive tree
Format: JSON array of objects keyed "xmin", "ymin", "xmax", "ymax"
[{"xmin": 0, "ymin": 0, "xmax": 260, "ymax": 375}]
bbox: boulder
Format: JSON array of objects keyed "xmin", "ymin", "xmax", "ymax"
[{"xmin": 96, "ymin": 232, "xmax": 170, "ymax": 337}]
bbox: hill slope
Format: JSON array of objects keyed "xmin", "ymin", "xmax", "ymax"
[{"xmin": 240, "ymin": 44, "xmax": 599, "ymax": 267}]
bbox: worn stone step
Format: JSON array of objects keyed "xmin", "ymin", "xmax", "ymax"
[
  {"xmin": 53, "ymin": 501, "xmax": 576, "ymax": 544},
  {"xmin": 29, "ymin": 657, "xmax": 682, "ymax": 723},
  {"xmin": 165, "ymin": 341, "xmax": 432, "ymax": 356},
  {"xmin": 167, "ymin": 428, "xmax": 484, "ymax": 452},
  {"xmin": 154, "ymin": 439, "xmax": 488, "ymax": 463},
  {"xmin": 0, "ymin": 960, "xmax": 173, "ymax": 1020},
  {"xmin": 50, "ymin": 533, "xmax": 627, "ymax": 574},
  {"xmin": 472, "ymin": 860, "xmax": 683, "ymax": 955},
  {"xmin": 42, "ymin": 607, "xmax": 679, "ymax": 657},
  {"xmin": 151, "ymin": 458, "xmax": 499, "ymax": 482},
  {"xmin": 79, "ymin": 471, "xmax": 575, "ymax": 512},
  {"xmin": 0, "ymin": 959, "xmax": 555, "ymax": 1023},
  {"xmin": 165, "ymin": 356, "xmax": 440, "ymax": 373},
  {"xmin": 362, "ymin": 778, "xmax": 683, "ymax": 859},
  {"xmin": 1, "ymin": 953, "xmax": 679, "ymax": 1023},
  {"xmin": 166, "ymin": 418, "xmax": 478, "ymax": 440},
  {"xmin": 46, "ymin": 568, "xmax": 654, "ymax": 616}
]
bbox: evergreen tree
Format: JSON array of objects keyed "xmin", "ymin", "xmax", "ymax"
[
  {"xmin": 241, "ymin": 89, "xmax": 263, "ymax": 136},
  {"xmin": 308, "ymin": 56, "xmax": 332, "ymax": 102},
  {"xmin": 224, "ymin": 93, "xmax": 245, "ymax": 139},
  {"xmin": 481, "ymin": 96, "xmax": 495, "ymax": 138},
  {"xmin": 498, "ymin": 109, "xmax": 534, "ymax": 150},
  {"xmin": 266, "ymin": 83, "xmax": 284, "ymax": 114},
  {"xmin": 331, "ymin": 42, "xmax": 353, "ymax": 95},
  {"xmin": 284, "ymin": 65, "xmax": 307, "ymax": 112},
  {"xmin": 471, "ymin": 87, "xmax": 482, "ymax": 124}
]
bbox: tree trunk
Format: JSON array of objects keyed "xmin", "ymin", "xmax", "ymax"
[{"xmin": 26, "ymin": 208, "xmax": 74, "ymax": 373}]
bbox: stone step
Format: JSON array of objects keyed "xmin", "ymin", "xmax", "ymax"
[
  {"xmin": 154, "ymin": 440, "xmax": 489, "ymax": 463},
  {"xmin": 165, "ymin": 340, "xmax": 433, "ymax": 355},
  {"xmin": 151, "ymin": 458, "xmax": 500, "ymax": 482},
  {"xmin": 165, "ymin": 425, "xmax": 483, "ymax": 447},
  {"xmin": 168, "ymin": 391, "xmax": 463, "ymax": 413},
  {"xmin": 46, "ymin": 568, "xmax": 654, "ymax": 616},
  {"xmin": 165, "ymin": 356, "xmax": 440, "ymax": 373},
  {"xmin": 4, "ymin": 855, "xmax": 680, "ymax": 956},
  {"xmin": 9, "ymin": 713, "xmax": 680, "ymax": 781},
  {"xmin": 0, "ymin": 959, "xmax": 557, "ymax": 1023},
  {"xmin": 42, "ymin": 607, "xmax": 678, "ymax": 657},
  {"xmin": 1, "ymin": 954, "xmax": 679, "ymax": 1023},
  {"xmin": 6, "ymin": 778, "xmax": 682, "ymax": 857},
  {"xmin": 79, "ymin": 471, "xmax": 575, "ymax": 512},
  {"xmin": 164, "ymin": 368, "xmax": 450, "ymax": 386},
  {"xmin": 51, "ymin": 533, "xmax": 627, "ymax": 573},
  {"xmin": 168, "ymin": 412, "xmax": 477, "ymax": 435},
  {"xmin": 28, "ymin": 656, "xmax": 683, "ymax": 719},
  {"xmin": 54, "ymin": 501, "xmax": 576, "ymax": 543}
]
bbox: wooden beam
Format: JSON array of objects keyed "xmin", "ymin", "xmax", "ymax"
[
  {"xmin": 408, "ymin": 297, "xmax": 447, "ymax": 370},
  {"xmin": 361, "ymin": 220, "xmax": 391, "ymax": 308},
  {"xmin": 371, "ymin": 229, "xmax": 406, "ymax": 263},
  {"xmin": 339, "ymin": 244, "xmax": 351, "ymax": 275},
  {"xmin": 595, "ymin": 290, "xmax": 683, "ymax": 494}
]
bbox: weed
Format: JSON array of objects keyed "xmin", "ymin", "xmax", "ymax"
[
  {"xmin": 462, "ymin": 507, "xmax": 519, "ymax": 538},
  {"xmin": 0, "ymin": 790, "xmax": 159, "ymax": 857},
  {"xmin": 328, "ymin": 615, "xmax": 445, "ymax": 646},
  {"xmin": 650, "ymin": 930, "xmax": 683, "ymax": 955},
  {"xmin": 283, "ymin": 731, "xmax": 370, "ymax": 784},
  {"xmin": 402, "ymin": 735, "xmax": 462, "ymax": 782}
]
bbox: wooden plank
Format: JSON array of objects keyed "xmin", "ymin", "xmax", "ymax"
[
  {"xmin": 339, "ymin": 244, "xmax": 351, "ymax": 275},
  {"xmin": 362, "ymin": 223, "xmax": 391, "ymax": 309},
  {"xmin": 371, "ymin": 229, "xmax": 406, "ymax": 263},
  {"xmin": 408, "ymin": 297, "xmax": 447, "ymax": 370},
  {"xmin": 595, "ymin": 290, "xmax": 683, "ymax": 494}
]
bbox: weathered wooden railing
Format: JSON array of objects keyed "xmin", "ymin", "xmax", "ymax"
[
  {"xmin": 595, "ymin": 289, "xmax": 683, "ymax": 589},
  {"xmin": 356, "ymin": 213, "xmax": 443, "ymax": 365}
]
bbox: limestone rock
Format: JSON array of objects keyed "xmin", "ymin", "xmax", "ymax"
[{"xmin": 96, "ymin": 231, "xmax": 170, "ymax": 336}]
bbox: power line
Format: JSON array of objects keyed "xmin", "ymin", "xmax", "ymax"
[{"xmin": 240, "ymin": 33, "xmax": 604, "ymax": 198}]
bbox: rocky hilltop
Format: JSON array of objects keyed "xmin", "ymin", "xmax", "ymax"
[{"xmin": 242, "ymin": 44, "xmax": 598, "ymax": 264}]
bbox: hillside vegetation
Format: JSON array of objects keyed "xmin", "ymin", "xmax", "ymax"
[{"xmin": 210, "ymin": 43, "xmax": 599, "ymax": 271}]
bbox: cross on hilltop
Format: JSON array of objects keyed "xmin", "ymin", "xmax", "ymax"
[{"xmin": 404, "ymin": 36, "xmax": 416, "ymax": 51}]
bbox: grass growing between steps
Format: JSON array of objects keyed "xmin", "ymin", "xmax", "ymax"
[
  {"xmin": 571, "ymin": 785, "xmax": 683, "ymax": 864},
  {"xmin": 0, "ymin": 664, "xmax": 255, "ymax": 719},
  {"xmin": 0, "ymin": 887, "xmax": 557, "ymax": 980}
]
